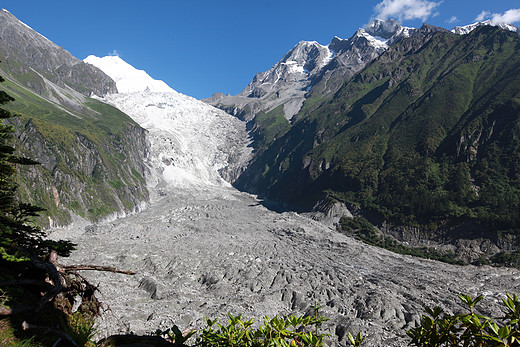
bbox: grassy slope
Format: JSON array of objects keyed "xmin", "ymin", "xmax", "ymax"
[{"xmin": 0, "ymin": 76, "xmax": 148, "ymax": 226}]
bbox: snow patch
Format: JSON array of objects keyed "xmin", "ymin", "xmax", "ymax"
[
  {"xmin": 356, "ymin": 29, "xmax": 389, "ymax": 50},
  {"xmin": 281, "ymin": 60, "xmax": 306, "ymax": 74},
  {"xmin": 84, "ymin": 55, "xmax": 177, "ymax": 94},
  {"xmin": 319, "ymin": 46, "xmax": 334, "ymax": 68}
]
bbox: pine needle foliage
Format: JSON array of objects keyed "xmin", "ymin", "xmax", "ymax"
[{"xmin": 0, "ymin": 74, "xmax": 74, "ymax": 261}]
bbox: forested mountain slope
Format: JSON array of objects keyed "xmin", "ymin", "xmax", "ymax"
[{"xmin": 235, "ymin": 24, "xmax": 520, "ymax": 255}]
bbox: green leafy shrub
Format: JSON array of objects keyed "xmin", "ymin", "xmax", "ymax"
[
  {"xmin": 156, "ymin": 304, "xmax": 329, "ymax": 346},
  {"xmin": 407, "ymin": 293, "xmax": 520, "ymax": 346},
  {"xmin": 347, "ymin": 293, "xmax": 520, "ymax": 346}
]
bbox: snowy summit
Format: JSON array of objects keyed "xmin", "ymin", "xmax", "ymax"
[
  {"xmin": 84, "ymin": 55, "xmax": 176, "ymax": 94},
  {"xmin": 452, "ymin": 20, "xmax": 519, "ymax": 35}
]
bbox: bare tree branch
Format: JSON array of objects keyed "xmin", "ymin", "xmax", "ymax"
[{"xmin": 62, "ymin": 265, "xmax": 136, "ymax": 275}]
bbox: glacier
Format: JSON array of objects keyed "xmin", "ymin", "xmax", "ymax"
[{"xmin": 84, "ymin": 55, "xmax": 251, "ymax": 192}]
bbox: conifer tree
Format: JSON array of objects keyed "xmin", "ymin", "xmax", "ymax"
[{"xmin": 0, "ymin": 75, "xmax": 74, "ymax": 261}]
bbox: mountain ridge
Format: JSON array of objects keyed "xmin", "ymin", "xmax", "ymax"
[
  {"xmin": 1, "ymin": 8, "xmax": 520, "ymax": 346},
  {"xmin": 205, "ymin": 18, "xmax": 519, "ymax": 125},
  {"xmin": 0, "ymin": 9, "xmax": 117, "ymax": 97},
  {"xmin": 204, "ymin": 19, "xmax": 414, "ymax": 122},
  {"xmin": 232, "ymin": 23, "xmax": 520, "ymax": 263},
  {"xmin": 0, "ymin": 9, "xmax": 150, "ymax": 227},
  {"xmin": 84, "ymin": 55, "xmax": 176, "ymax": 94}
]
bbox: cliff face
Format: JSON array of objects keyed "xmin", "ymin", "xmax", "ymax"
[
  {"xmin": 0, "ymin": 9, "xmax": 149, "ymax": 227},
  {"xmin": 0, "ymin": 88, "xmax": 150, "ymax": 227},
  {"xmin": 11, "ymin": 114, "xmax": 149, "ymax": 226}
]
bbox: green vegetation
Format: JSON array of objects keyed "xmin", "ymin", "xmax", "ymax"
[
  {"xmin": 339, "ymin": 216, "xmax": 464, "ymax": 265},
  {"xmin": 1, "ymin": 75, "xmax": 98, "ymax": 347},
  {"xmin": 108, "ymin": 180, "xmax": 125, "ymax": 190},
  {"xmin": 0, "ymin": 76, "xmax": 74, "ymax": 261},
  {"xmin": 0, "ymin": 321, "xmax": 36, "ymax": 347},
  {"xmin": 251, "ymin": 105, "xmax": 291, "ymax": 151},
  {"xmin": 407, "ymin": 293, "xmax": 520, "ymax": 346},
  {"xmin": 156, "ymin": 305, "xmax": 329, "ymax": 347},
  {"xmin": 61, "ymin": 312, "xmax": 97, "ymax": 347},
  {"xmin": 0, "ymin": 74, "xmax": 148, "ymax": 225},
  {"xmin": 238, "ymin": 26, "xmax": 520, "ymax": 245},
  {"xmin": 489, "ymin": 252, "xmax": 520, "ymax": 268},
  {"xmin": 345, "ymin": 293, "xmax": 520, "ymax": 346}
]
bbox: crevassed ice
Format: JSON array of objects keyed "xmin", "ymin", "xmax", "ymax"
[{"xmin": 85, "ymin": 56, "xmax": 250, "ymax": 193}]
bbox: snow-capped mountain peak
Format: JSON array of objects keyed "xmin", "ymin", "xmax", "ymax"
[
  {"xmin": 452, "ymin": 20, "xmax": 519, "ymax": 35},
  {"xmin": 353, "ymin": 28, "xmax": 389, "ymax": 50},
  {"xmin": 364, "ymin": 18, "xmax": 415, "ymax": 45},
  {"xmin": 365, "ymin": 18, "xmax": 402, "ymax": 39},
  {"xmin": 206, "ymin": 18, "xmax": 416, "ymax": 122},
  {"xmin": 84, "ymin": 55, "xmax": 177, "ymax": 94}
]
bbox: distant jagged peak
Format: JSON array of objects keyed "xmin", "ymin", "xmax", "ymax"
[
  {"xmin": 365, "ymin": 18, "xmax": 403, "ymax": 39},
  {"xmin": 281, "ymin": 40, "xmax": 332, "ymax": 72},
  {"xmin": 352, "ymin": 28, "xmax": 389, "ymax": 50},
  {"xmin": 364, "ymin": 18, "xmax": 416, "ymax": 44},
  {"xmin": 452, "ymin": 20, "xmax": 519, "ymax": 35},
  {"xmin": 329, "ymin": 19, "xmax": 409, "ymax": 55},
  {"xmin": 328, "ymin": 19, "xmax": 416, "ymax": 56},
  {"xmin": 84, "ymin": 55, "xmax": 177, "ymax": 94}
]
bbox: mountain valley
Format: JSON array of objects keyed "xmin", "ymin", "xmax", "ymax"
[{"xmin": 1, "ymin": 8, "xmax": 520, "ymax": 346}]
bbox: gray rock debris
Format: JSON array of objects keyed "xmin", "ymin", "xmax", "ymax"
[{"xmin": 56, "ymin": 185, "xmax": 520, "ymax": 346}]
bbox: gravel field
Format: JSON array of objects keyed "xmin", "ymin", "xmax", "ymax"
[{"xmin": 54, "ymin": 184, "xmax": 520, "ymax": 346}]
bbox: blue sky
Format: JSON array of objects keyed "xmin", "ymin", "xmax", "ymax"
[{"xmin": 2, "ymin": 0, "xmax": 520, "ymax": 99}]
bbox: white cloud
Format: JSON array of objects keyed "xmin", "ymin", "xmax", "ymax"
[
  {"xmin": 475, "ymin": 10, "xmax": 490, "ymax": 21},
  {"xmin": 491, "ymin": 9, "xmax": 520, "ymax": 24},
  {"xmin": 373, "ymin": 0, "xmax": 442, "ymax": 22},
  {"xmin": 447, "ymin": 15, "xmax": 458, "ymax": 24},
  {"xmin": 475, "ymin": 9, "xmax": 520, "ymax": 24},
  {"xmin": 109, "ymin": 50, "xmax": 120, "ymax": 57}
]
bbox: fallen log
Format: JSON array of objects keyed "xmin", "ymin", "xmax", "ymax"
[{"xmin": 61, "ymin": 265, "xmax": 136, "ymax": 275}]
